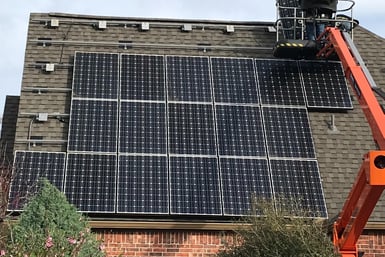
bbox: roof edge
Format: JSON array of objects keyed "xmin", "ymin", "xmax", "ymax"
[{"xmin": 41, "ymin": 12, "xmax": 275, "ymax": 26}]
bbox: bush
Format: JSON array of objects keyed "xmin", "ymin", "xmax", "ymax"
[
  {"xmin": 218, "ymin": 200, "xmax": 338, "ymax": 257},
  {"xmin": 2, "ymin": 179, "xmax": 105, "ymax": 257}
]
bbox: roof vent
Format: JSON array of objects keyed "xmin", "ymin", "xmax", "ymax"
[
  {"xmin": 225, "ymin": 25, "xmax": 235, "ymax": 33},
  {"xmin": 49, "ymin": 19, "xmax": 59, "ymax": 28},
  {"xmin": 181, "ymin": 24, "xmax": 192, "ymax": 32},
  {"xmin": 97, "ymin": 21, "xmax": 107, "ymax": 30},
  {"xmin": 140, "ymin": 22, "xmax": 150, "ymax": 31}
]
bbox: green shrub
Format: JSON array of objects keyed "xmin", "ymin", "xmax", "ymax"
[
  {"xmin": 218, "ymin": 200, "xmax": 338, "ymax": 257},
  {"xmin": 3, "ymin": 179, "xmax": 105, "ymax": 257}
]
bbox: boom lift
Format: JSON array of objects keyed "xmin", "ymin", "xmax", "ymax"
[{"xmin": 274, "ymin": 1, "xmax": 385, "ymax": 256}]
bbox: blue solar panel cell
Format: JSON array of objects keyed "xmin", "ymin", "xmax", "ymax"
[
  {"xmin": 118, "ymin": 156, "xmax": 169, "ymax": 214},
  {"xmin": 167, "ymin": 56, "xmax": 211, "ymax": 102},
  {"xmin": 120, "ymin": 102, "xmax": 166, "ymax": 154},
  {"xmin": 216, "ymin": 105, "xmax": 266, "ymax": 157},
  {"xmin": 299, "ymin": 61, "xmax": 353, "ymax": 109},
  {"xmin": 270, "ymin": 159, "xmax": 327, "ymax": 217},
  {"xmin": 256, "ymin": 59, "xmax": 306, "ymax": 106},
  {"xmin": 212, "ymin": 58, "xmax": 259, "ymax": 104},
  {"xmin": 168, "ymin": 103, "xmax": 216, "ymax": 155},
  {"xmin": 220, "ymin": 158, "xmax": 272, "ymax": 215},
  {"xmin": 8, "ymin": 151, "xmax": 66, "ymax": 211},
  {"xmin": 121, "ymin": 54, "xmax": 165, "ymax": 101},
  {"xmin": 170, "ymin": 157, "xmax": 222, "ymax": 215},
  {"xmin": 263, "ymin": 107, "xmax": 316, "ymax": 159},
  {"xmin": 68, "ymin": 99, "xmax": 117, "ymax": 153},
  {"xmin": 65, "ymin": 153, "xmax": 116, "ymax": 213},
  {"xmin": 72, "ymin": 52, "xmax": 119, "ymax": 99}
]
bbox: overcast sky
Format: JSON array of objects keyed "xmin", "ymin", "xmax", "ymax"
[{"xmin": 1, "ymin": 0, "xmax": 385, "ymax": 118}]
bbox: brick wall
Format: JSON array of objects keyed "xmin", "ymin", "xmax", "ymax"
[
  {"xmin": 97, "ymin": 229, "xmax": 385, "ymax": 257},
  {"xmin": 96, "ymin": 230, "xmax": 233, "ymax": 257},
  {"xmin": 358, "ymin": 231, "xmax": 385, "ymax": 257}
]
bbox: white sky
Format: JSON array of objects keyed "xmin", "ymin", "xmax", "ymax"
[{"xmin": 1, "ymin": 0, "xmax": 385, "ymax": 118}]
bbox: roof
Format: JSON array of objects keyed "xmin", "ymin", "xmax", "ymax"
[{"xmin": 3, "ymin": 12, "xmax": 385, "ymax": 224}]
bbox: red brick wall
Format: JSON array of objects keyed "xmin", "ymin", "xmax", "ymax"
[
  {"xmin": 96, "ymin": 230, "xmax": 233, "ymax": 257},
  {"xmin": 357, "ymin": 231, "xmax": 385, "ymax": 257},
  {"xmin": 96, "ymin": 229, "xmax": 385, "ymax": 257}
]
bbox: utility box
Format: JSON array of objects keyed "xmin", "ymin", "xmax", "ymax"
[
  {"xmin": 44, "ymin": 63, "xmax": 55, "ymax": 72},
  {"xmin": 37, "ymin": 113, "xmax": 48, "ymax": 122},
  {"xmin": 226, "ymin": 25, "xmax": 235, "ymax": 33},
  {"xmin": 50, "ymin": 19, "xmax": 59, "ymax": 28},
  {"xmin": 182, "ymin": 24, "xmax": 192, "ymax": 32},
  {"xmin": 141, "ymin": 22, "xmax": 150, "ymax": 31},
  {"xmin": 97, "ymin": 20, "xmax": 107, "ymax": 29}
]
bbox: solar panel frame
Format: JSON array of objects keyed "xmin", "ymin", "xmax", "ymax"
[
  {"xmin": 255, "ymin": 59, "xmax": 306, "ymax": 107},
  {"xmin": 72, "ymin": 52, "xmax": 119, "ymax": 100},
  {"xmin": 269, "ymin": 159, "xmax": 327, "ymax": 218},
  {"xmin": 117, "ymin": 155, "xmax": 169, "ymax": 214},
  {"xmin": 170, "ymin": 156, "xmax": 222, "ymax": 215},
  {"xmin": 220, "ymin": 157, "xmax": 272, "ymax": 216},
  {"xmin": 262, "ymin": 106, "xmax": 316, "ymax": 159},
  {"xmin": 121, "ymin": 54, "xmax": 166, "ymax": 101},
  {"xmin": 299, "ymin": 60, "xmax": 353, "ymax": 109},
  {"xmin": 8, "ymin": 151, "xmax": 66, "ymax": 211},
  {"xmin": 166, "ymin": 55, "xmax": 212, "ymax": 103},
  {"xmin": 64, "ymin": 153, "xmax": 117, "ymax": 213},
  {"xmin": 215, "ymin": 104, "xmax": 266, "ymax": 157},
  {"xmin": 211, "ymin": 57, "xmax": 260, "ymax": 104},
  {"xmin": 67, "ymin": 99, "xmax": 118, "ymax": 153}
]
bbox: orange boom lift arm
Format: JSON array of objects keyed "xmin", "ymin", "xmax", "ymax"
[{"xmin": 317, "ymin": 27, "xmax": 385, "ymax": 257}]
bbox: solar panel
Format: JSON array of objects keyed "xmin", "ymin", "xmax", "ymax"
[
  {"xmin": 166, "ymin": 56, "xmax": 211, "ymax": 102},
  {"xmin": 216, "ymin": 105, "xmax": 266, "ymax": 157},
  {"xmin": 270, "ymin": 159, "xmax": 327, "ymax": 217},
  {"xmin": 170, "ymin": 157, "xmax": 222, "ymax": 215},
  {"xmin": 299, "ymin": 60, "xmax": 353, "ymax": 109},
  {"xmin": 72, "ymin": 52, "xmax": 119, "ymax": 99},
  {"xmin": 118, "ymin": 155, "xmax": 168, "ymax": 214},
  {"xmin": 256, "ymin": 59, "xmax": 306, "ymax": 106},
  {"xmin": 68, "ymin": 99, "xmax": 118, "ymax": 153},
  {"xmin": 263, "ymin": 107, "xmax": 316, "ymax": 158},
  {"xmin": 65, "ymin": 153, "xmax": 116, "ymax": 213},
  {"xmin": 168, "ymin": 103, "xmax": 216, "ymax": 155},
  {"xmin": 8, "ymin": 151, "xmax": 66, "ymax": 211},
  {"xmin": 120, "ymin": 102, "xmax": 166, "ymax": 154},
  {"xmin": 211, "ymin": 57, "xmax": 259, "ymax": 104},
  {"xmin": 121, "ymin": 54, "xmax": 165, "ymax": 101},
  {"xmin": 220, "ymin": 158, "xmax": 272, "ymax": 215}
]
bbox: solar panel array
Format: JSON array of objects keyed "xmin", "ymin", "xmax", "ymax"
[{"xmin": 10, "ymin": 53, "xmax": 353, "ymax": 218}]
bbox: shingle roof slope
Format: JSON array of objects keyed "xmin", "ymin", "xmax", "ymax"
[{"xmin": 8, "ymin": 12, "xmax": 385, "ymax": 222}]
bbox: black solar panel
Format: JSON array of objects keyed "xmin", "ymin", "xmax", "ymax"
[
  {"xmin": 65, "ymin": 153, "xmax": 116, "ymax": 213},
  {"xmin": 68, "ymin": 99, "xmax": 118, "ymax": 153},
  {"xmin": 168, "ymin": 103, "xmax": 216, "ymax": 155},
  {"xmin": 166, "ymin": 56, "xmax": 211, "ymax": 102},
  {"xmin": 299, "ymin": 61, "xmax": 353, "ymax": 109},
  {"xmin": 121, "ymin": 54, "xmax": 165, "ymax": 101},
  {"xmin": 216, "ymin": 105, "xmax": 266, "ymax": 157},
  {"xmin": 211, "ymin": 57, "xmax": 259, "ymax": 104},
  {"xmin": 256, "ymin": 59, "xmax": 305, "ymax": 106},
  {"xmin": 120, "ymin": 102, "xmax": 166, "ymax": 154},
  {"xmin": 220, "ymin": 158, "xmax": 272, "ymax": 215},
  {"xmin": 270, "ymin": 159, "xmax": 327, "ymax": 217},
  {"xmin": 8, "ymin": 151, "xmax": 66, "ymax": 211},
  {"xmin": 118, "ymin": 156, "xmax": 168, "ymax": 214},
  {"xmin": 72, "ymin": 52, "xmax": 119, "ymax": 99},
  {"xmin": 170, "ymin": 157, "xmax": 222, "ymax": 215},
  {"xmin": 263, "ymin": 107, "xmax": 316, "ymax": 158}
]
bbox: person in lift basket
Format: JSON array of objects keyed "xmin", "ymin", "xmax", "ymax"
[{"xmin": 300, "ymin": 0, "xmax": 338, "ymax": 40}]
